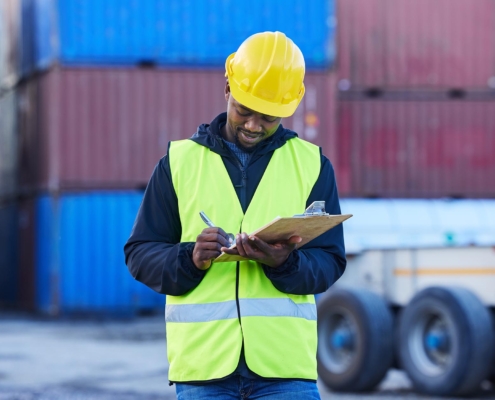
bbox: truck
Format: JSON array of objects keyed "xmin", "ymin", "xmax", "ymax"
[{"xmin": 316, "ymin": 199, "xmax": 495, "ymax": 397}]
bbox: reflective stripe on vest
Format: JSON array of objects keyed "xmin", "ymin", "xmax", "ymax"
[
  {"xmin": 166, "ymin": 298, "xmax": 317, "ymax": 323},
  {"xmin": 167, "ymin": 137, "xmax": 320, "ymax": 382}
]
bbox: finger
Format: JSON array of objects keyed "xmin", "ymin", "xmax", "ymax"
[
  {"xmin": 247, "ymin": 235, "xmax": 273, "ymax": 254},
  {"xmin": 221, "ymin": 246, "xmax": 239, "ymax": 255},
  {"xmin": 193, "ymin": 241, "xmax": 226, "ymax": 265},
  {"xmin": 287, "ymin": 235, "xmax": 302, "ymax": 245},
  {"xmin": 197, "ymin": 232, "xmax": 230, "ymax": 247},
  {"xmin": 211, "ymin": 228, "xmax": 231, "ymax": 245},
  {"xmin": 195, "ymin": 259, "xmax": 212, "ymax": 271},
  {"xmin": 193, "ymin": 250, "xmax": 221, "ymax": 268},
  {"xmin": 216, "ymin": 227, "xmax": 230, "ymax": 240},
  {"xmin": 239, "ymin": 233, "xmax": 263, "ymax": 258},
  {"xmin": 200, "ymin": 227, "xmax": 218, "ymax": 235},
  {"xmin": 203, "ymin": 227, "xmax": 231, "ymax": 243},
  {"xmin": 235, "ymin": 234, "xmax": 249, "ymax": 258},
  {"xmin": 194, "ymin": 244, "xmax": 223, "ymax": 256},
  {"xmin": 199, "ymin": 251, "xmax": 221, "ymax": 260},
  {"xmin": 197, "ymin": 241, "xmax": 225, "ymax": 252}
]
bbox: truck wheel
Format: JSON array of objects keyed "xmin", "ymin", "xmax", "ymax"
[
  {"xmin": 398, "ymin": 287, "xmax": 494, "ymax": 396},
  {"xmin": 317, "ymin": 288, "xmax": 394, "ymax": 392}
]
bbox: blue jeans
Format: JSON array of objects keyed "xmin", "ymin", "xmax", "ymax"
[{"xmin": 175, "ymin": 375, "xmax": 320, "ymax": 399}]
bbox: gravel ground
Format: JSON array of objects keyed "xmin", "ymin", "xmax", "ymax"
[{"xmin": 0, "ymin": 314, "xmax": 493, "ymax": 400}]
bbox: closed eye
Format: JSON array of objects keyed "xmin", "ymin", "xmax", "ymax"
[{"xmin": 263, "ymin": 116, "xmax": 278, "ymax": 123}]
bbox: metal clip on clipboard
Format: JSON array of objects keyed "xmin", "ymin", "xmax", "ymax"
[{"xmin": 292, "ymin": 201, "xmax": 329, "ymax": 217}]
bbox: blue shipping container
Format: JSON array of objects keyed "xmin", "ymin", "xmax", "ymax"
[
  {"xmin": 20, "ymin": 0, "xmax": 57, "ymax": 75},
  {"xmin": 23, "ymin": 0, "xmax": 335, "ymax": 74},
  {"xmin": 0, "ymin": 201, "xmax": 19, "ymax": 306},
  {"xmin": 35, "ymin": 192, "xmax": 164, "ymax": 315}
]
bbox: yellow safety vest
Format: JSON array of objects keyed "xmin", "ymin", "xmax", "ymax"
[{"xmin": 167, "ymin": 137, "xmax": 320, "ymax": 382}]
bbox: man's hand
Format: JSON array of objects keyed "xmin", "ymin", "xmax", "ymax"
[
  {"xmin": 222, "ymin": 233, "xmax": 302, "ymax": 268},
  {"xmin": 193, "ymin": 227, "xmax": 232, "ymax": 270}
]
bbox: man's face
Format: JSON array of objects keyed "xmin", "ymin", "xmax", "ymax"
[{"xmin": 223, "ymin": 83, "xmax": 282, "ymax": 152}]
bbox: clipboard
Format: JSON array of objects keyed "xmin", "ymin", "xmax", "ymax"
[{"xmin": 214, "ymin": 201, "xmax": 352, "ymax": 263}]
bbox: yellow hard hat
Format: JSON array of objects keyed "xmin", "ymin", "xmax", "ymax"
[{"xmin": 225, "ymin": 31, "xmax": 305, "ymax": 118}]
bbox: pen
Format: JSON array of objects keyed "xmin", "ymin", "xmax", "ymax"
[
  {"xmin": 199, "ymin": 211, "xmax": 216, "ymax": 228},
  {"xmin": 199, "ymin": 211, "xmax": 236, "ymax": 245}
]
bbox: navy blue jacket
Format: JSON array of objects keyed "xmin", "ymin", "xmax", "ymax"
[{"xmin": 124, "ymin": 112, "xmax": 346, "ymax": 297}]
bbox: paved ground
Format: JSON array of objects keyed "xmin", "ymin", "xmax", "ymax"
[{"xmin": 0, "ymin": 314, "xmax": 494, "ymax": 400}]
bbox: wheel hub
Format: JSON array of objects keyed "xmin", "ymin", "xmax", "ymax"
[
  {"xmin": 408, "ymin": 311, "xmax": 454, "ymax": 376},
  {"xmin": 319, "ymin": 309, "xmax": 358, "ymax": 374},
  {"xmin": 331, "ymin": 328, "xmax": 354, "ymax": 350}
]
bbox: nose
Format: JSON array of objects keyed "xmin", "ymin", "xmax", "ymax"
[{"xmin": 244, "ymin": 116, "xmax": 262, "ymax": 133}]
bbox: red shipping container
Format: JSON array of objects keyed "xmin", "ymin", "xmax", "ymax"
[
  {"xmin": 338, "ymin": 100, "xmax": 495, "ymax": 198},
  {"xmin": 18, "ymin": 68, "xmax": 338, "ymax": 193},
  {"xmin": 338, "ymin": 0, "xmax": 495, "ymax": 89},
  {"xmin": 285, "ymin": 72, "xmax": 338, "ymax": 166}
]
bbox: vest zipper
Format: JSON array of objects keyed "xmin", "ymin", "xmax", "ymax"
[
  {"xmin": 236, "ymin": 261, "xmax": 241, "ymax": 323},
  {"xmin": 230, "ymin": 153, "xmax": 248, "ymax": 325},
  {"xmin": 240, "ymin": 167, "xmax": 247, "ymax": 209},
  {"xmin": 236, "ymin": 164, "xmax": 245, "ymax": 329}
]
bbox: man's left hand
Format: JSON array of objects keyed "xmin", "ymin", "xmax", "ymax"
[{"xmin": 221, "ymin": 233, "xmax": 302, "ymax": 268}]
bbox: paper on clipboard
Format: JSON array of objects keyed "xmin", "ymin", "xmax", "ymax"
[{"xmin": 214, "ymin": 212, "xmax": 352, "ymax": 263}]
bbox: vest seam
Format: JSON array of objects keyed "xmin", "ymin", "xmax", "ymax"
[{"xmin": 236, "ymin": 261, "xmax": 242, "ymax": 325}]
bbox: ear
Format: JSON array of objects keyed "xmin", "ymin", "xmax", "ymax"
[{"xmin": 224, "ymin": 80, "xmax": 230, "ymax": 102}]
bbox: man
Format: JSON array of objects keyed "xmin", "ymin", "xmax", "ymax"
[{"xmin": 124, "ymin": 31, "xmax": 346, "ymax": 399}]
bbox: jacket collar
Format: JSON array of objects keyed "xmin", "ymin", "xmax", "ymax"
[{"xmin": 190, "ymin": 113, "xmax": 298, "ymax": 158}]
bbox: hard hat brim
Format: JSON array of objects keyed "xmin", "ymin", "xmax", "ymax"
[{"xmin": 229, "ymin": 80, "xmax": 304, "ymax": 118}]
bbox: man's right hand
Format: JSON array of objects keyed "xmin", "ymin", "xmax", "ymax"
[{"xmin": 192, "ymin": 227, "xmax": 231, "ymax": 270}]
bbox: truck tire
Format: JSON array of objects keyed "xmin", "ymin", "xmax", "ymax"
[
  {"xmin": 398, "ymin": 286, "xmax": 494, "ymax": 396},
  {"xmin": 317, "ymin": 288, "xmax": 394, "ymax": 392}
]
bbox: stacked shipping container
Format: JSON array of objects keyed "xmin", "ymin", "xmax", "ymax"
[
  {"xmin": 10, "ymin": 0, "xmax": 337, "ymax": 314},
  {"xmin": 338, "ymin": 0, "xmax": 495, "ymax": 90},
  {"xmin": 0, "ymin": 90, "xmax": 18, "ymax": 199},
  {"xmin": 24, "ymin": 0, "xmax": 335, "ymax": 71},
  {"xmin": 0, "ymin": 1, "xmax": 20, "ymax": 307},
  {"xmin": 17, "ymin": 69, "xmax": 337, "ymax": 193},
  {"xmin": 337, "ymin": 99, "xmax": 495, "ymax": 197},
  {"xmin": 4, "ymin": 0, "xmax": 494, "ymax": 314},
  {"xmin": 336, "ymin": 0, "xmax": 495, "ymax": 197},
  {"xmin": 333, "ymin": 4, "xmax": 495, "ymax": 394},
  {"xmin": 18, "ymin": 192, "xmax": 163, "ymax": 314},
  {"xmin": 0, "ymin": 202, "xmax": 18, "ymax": 306}
]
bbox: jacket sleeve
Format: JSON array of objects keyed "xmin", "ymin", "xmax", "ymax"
[
  {"xmin": 124, "ymin": 155, "xmax": 207, "ymax": 296},
  {"xmin": 262, "ymin": 152, "xmax": 347, "ymax": 295}
]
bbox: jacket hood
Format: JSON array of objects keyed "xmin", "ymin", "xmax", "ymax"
[{"xmin": 190, "ymin": 112, "xmax": 298, "ymax": 157}]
